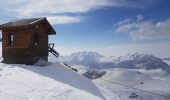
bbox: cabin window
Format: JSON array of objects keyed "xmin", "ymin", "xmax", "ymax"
[
  {"xmin": 34, "ymin": 32, "xmax": 39, "ymax": 46},
  {"xmin": 9, "ymin": 33, "xmax": 15, "ymax": 45}
]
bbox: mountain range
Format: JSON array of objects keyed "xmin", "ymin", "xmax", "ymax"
[{"xmin": 60, "ymin": 51, "xmax": 170, "ymax": 70}]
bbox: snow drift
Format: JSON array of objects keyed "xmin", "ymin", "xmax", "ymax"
[
  {"xmin": 94, "ymin": 68, "xmax": 170, "ymax": 100},
  {"xmin": 0, "ymin": 62, "xmax": 105, "ymax": 100}
]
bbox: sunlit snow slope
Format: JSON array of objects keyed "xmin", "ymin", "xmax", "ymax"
[{"xmin": 0, "ymin": 62, "xmax": 105, "ymax": 100}]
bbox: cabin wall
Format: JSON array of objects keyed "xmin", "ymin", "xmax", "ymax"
[
  {"xmin": 2, "ymin": 23, "xmax": 49, "ymax": 64},
  {"xmin": 2, "ymin": 28, "xmax": 31, "ymax": 57},
  {"xmin": 29, "ymin": 23, "xmax": 48, "ymax": 58}
]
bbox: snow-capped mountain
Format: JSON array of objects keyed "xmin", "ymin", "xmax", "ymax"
[
  {"xmin": 162, "ymin": 58, "xmax": 170, "ymax": 61},
  {"xmin": 163, "ymin": 58, "xmax": 170, "ymax": 66},
  {"xmin": 61, "ymin": 51, "xmax": 170, "ymax": 70},
  {"xmin": 115, "ymin": 53, "xmax": 170, "ymax": 70}
]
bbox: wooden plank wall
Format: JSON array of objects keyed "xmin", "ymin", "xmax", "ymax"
[
  {"xmin": 2, "ymin": 29, "xmax": 31, "ymax": 48},
  {"xmin": 29, "ymin": 23, "xmax": 48, "ymax": 57},
  {"xmin": 2, "ymin": 28, "xmax": 31, "ymax": 57},
  {"xmin": 2, "ymin": 23, "xmax": 49, "ymax": 58}
]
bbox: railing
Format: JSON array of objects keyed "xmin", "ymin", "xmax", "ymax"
[{"xmin": 48, "ymin": 43, "xmax": 59, "ymax": 57}]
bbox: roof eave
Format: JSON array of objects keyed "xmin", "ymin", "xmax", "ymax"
[
  {"xmin": 0, "ymin": 17, "xmax": 57, "ymax": 35},
  {"xmin": 43, "ymin": 17, "xmax": 56, "ymax": 35}
]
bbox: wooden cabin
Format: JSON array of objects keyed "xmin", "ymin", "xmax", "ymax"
[{"xmin": 0, "ymin": 17, "xmax": 57, "ymax": 64}]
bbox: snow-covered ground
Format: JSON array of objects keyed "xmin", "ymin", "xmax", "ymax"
[
  {"xmin": 1, "ymin": 51, "xmax": 170, "ymax": 100},
  {"xmin": 0, "ymin": 62, "xmax": 105, "ymax": 100},
  {"xmin": 68, "ymin": 65, "xmax": 170, "ymax": 100},
  {"xmin": 59, "ymin": 51, "xmax": 170, "ymax": 100},
  {"xmin": 93, "ymin": 68, "xmax": 170, "ymax": 100}
]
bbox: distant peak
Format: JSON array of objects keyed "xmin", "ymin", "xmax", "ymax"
[
  {"xmin": 70, "ymin": 51, "xmax": 103, "ymax": 57},
  {"xmin": 117, "ymin": 53, "xmax": 159, "ymax": 62}
]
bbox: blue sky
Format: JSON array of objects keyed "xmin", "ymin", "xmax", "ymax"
[{"xmin": 0, "ymin": 0, "xmax": 170, "ymax": 57}]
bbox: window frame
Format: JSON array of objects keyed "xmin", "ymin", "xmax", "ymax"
[
  {"xmin": 8, "ymin": 33, "xmax": 15, "ymax": 46},
  {"xmin": 34, "ymin": 32, "xmax": 39, "ymax": 46}
]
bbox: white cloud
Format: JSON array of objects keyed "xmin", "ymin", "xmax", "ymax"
[
  {"xmin": 116, "ymin": 22, "xmax": 135, "ymax": 33},
  {"xmin": 136, "ymin": 14, "xmax": 143, "ymax": 21},
  {"xmin": 0, "ymin": 0, "xmax": 115, "ymax": 24},
  {"xmin": 0, "ymin": 0, "xmax": 155, "ymax": 24},
  {"xmin": 115, "ymin": 15, "xmax": 170, "ymax": 40},
  {"xmin": 47, "ymin": 16, "xmax": 82, "ymax": 25},
  {"xmin": 117, "ymin": 18, "xmax": 132, "ymax": 25},
  {"xmin": 55, "ymin": 42, "xmax": 170, "ymax": 58},
  {"xmin": 14, "ymin": 0, "xmax": 114, "ymax": 16},
  {"xmin": 92, "ymin": 43, "xmax": 170, "ymax": 58},
  {"xmin": 10, "ymin": 0, "xmax": 144, "ymax": 17}
]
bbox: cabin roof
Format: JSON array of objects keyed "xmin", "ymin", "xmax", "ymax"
[{"xmin": 0, "ymin": 17, "xmax": 56, "ymax": 35}]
